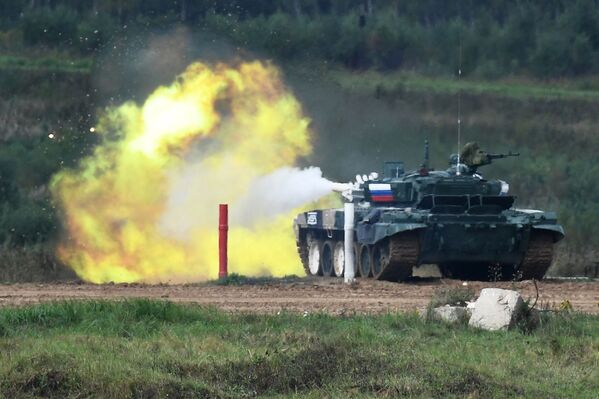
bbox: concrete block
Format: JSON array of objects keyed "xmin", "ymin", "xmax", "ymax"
[{"xmin": 469, "ymin": 288, "xmax": 525, "ymax": 331}]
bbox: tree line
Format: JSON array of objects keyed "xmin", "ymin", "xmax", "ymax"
[{"xmin": 2, "ymin": 0, "xmax": 599, "ymax": 77}]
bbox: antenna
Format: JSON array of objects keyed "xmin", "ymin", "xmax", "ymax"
[
  {"xmin": 423, "ymin": 139, "xmax": 430, "ymax": 170},
  {"xmin": 419, "ymin": 139, "xmax": 430, "ymax": 176},
  {"xmin": 456, "ymin": 2, "xmax": 463, "ymax": 176}
]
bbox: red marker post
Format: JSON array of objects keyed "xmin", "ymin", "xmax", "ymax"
[{"xmin": 218, "ymin": 204, "xmax": 228, "ymax": 279}]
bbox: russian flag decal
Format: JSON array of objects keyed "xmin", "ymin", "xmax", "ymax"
[{"xmin": 369, "ymin": 183, "xmax": 394, "ymax": 202}]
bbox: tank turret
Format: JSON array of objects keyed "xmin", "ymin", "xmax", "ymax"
[{"xmin": 294, "ymin": 142, "xmax": 564, "ymax": 282}]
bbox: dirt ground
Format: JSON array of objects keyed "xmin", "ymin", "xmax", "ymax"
[{"xmin": 1, "ymin": 277, "xmax": 598, "ymax": 314}]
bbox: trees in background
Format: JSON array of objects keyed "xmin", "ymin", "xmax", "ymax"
[{"xmin": 3, "ymin": 0, "xmax": 599, "ymax": 77}]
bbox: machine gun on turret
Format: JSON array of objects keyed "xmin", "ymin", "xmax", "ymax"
[{"xmin": 457, "ymin": 142, "xmax": 520, "ymax": 174}]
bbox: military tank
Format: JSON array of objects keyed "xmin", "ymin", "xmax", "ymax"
[{"xmin": 294, "ymin": 142, "xmax": 564, "ymax": 281}]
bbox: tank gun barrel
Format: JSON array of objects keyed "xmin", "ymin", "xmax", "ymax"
[
  {"xmin": 330, "ymin": 181, "xmax": 366, "ymax": 203},
  {"xmin": 330, "ymin": 182, "xmax": 352, "ymax": 193}
]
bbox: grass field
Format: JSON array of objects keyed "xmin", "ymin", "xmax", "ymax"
[
  {"xmin": 5, "ymin": 53, "xmax": 599, "ymax": 101},
  {"xmin": 324, "ymin": 67, "xmax": 599, "ymax": 101},
  {"xmin": 0, "ymin": 300, "xmax": 597, "ymax": 398}
]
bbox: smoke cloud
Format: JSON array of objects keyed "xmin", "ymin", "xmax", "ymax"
[
  {"xmin": 159, "ymin": 165, "xmax": 336, "ymax": 240},
  {"xmin": 232, "ymin": 166, "xmax": 335, "ymax": 225}
]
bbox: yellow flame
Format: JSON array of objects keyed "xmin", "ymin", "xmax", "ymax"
[{"xmin": 51, "ymin": 61, "xmax": 326, "ymax": 283}]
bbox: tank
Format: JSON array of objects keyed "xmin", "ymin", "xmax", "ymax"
[{"xmin": 294, "ymin": 142, "xmax": 565, "ymax": 281}]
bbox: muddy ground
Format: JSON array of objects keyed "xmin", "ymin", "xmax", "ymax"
[{"xmin": 1, "ymin": 278, "xmax": 597, "ymax": 314}]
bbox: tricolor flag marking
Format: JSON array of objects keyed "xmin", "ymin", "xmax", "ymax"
[{"xmin": 369, "ymin": 183, "xmax": 394, "ymax": 202}]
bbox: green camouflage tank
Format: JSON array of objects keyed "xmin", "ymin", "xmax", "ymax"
[{"xmin": 294, "ymin": 142, "xmax": 564, "ymax": 281}]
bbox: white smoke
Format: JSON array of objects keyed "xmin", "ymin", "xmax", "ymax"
[
  {"xmin": 231, "ymin": 166, "xmax": 335, "ymax": 226},
  {"xmin": 159, "ymin": 164, "xmax": 337, "ymax": 241}
]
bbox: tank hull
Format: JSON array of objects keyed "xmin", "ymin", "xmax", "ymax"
[{"xmin": 294, "ymin": 207, "xmax": 564, "ymax": 281}]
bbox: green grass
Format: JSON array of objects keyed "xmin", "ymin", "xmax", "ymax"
[
  {"xmin": 0, "ymin": 55, "xmax": 92, "ymax": 73},
  {"xmin": 328, "ymin": 68, "xmax": 599, "ymax": 101},
  {"xmin": 0, "ymin": 300, "xmax": 597, "ymax": 398}
]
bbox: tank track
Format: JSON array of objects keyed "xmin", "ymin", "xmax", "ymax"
[
  {"xmin": 518, "ymin": 231, "xmax": 554, "ymax": 280},
  {"xmin": 374, "ymin": 232, "xmax": 420, "ymax": 281}
]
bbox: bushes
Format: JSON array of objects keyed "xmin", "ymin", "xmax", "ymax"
[
  {"xmin": 530, "ymin": 31, "xmax": 574, "ymax": 77},
  {"xmin": 21, "ymin": 5, "xmax": 78, "ymax": 47},
  {"xmin": 0, "ymin": 158, "xmax": 19, "ymax": 206},
  {"xmin": 21, "ymin": 6, "xmax": 114, "ymax": 53},
  {"xmin": 0, "ymin": 132, "xmax": 97, "ymax": 248},
  {"xmin": 0, "ymin": 243, "xmax": 71, "ymax": 283},
  {"xmin": 330, "ymin": 14, "xmax": 369, "ymax": 68},
  {"xmin": 0, "ymin": 200, "xmax": 57, "ymax": 246},
  {"xmin": 75, "ymin": 13, "xmax": 116, "ymax": 54},
  {"xmin": 0, "ymin": 141, "xmax": 58, "ymax": 246}
]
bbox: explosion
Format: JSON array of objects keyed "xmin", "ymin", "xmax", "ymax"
[{"xmin": 51, "ymin": 61, "xmax": 334, "ymax": 283}]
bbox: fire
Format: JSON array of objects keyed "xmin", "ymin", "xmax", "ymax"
[{"xmin": 51, "ymin": 61, "xmax": 323, "ymax": 283}]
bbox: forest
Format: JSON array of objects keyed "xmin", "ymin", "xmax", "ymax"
[{"xmin": 2, "ymin": 0, "xmax": 599, "ymax": 77}]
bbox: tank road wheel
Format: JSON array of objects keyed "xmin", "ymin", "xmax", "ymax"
[
  {"xmin": 307, "ymin": 239, "xmax": 323, "ymax": 276},
  {"xmin": 372, "ymin": 232, "xmax": 419, "ymax": 281},
  {"xmin": 358, "ymin": 244, "xmax": 372, "ymax": 278},
  {"xmin": 518, "ymin": 231, "xmax": 555, "ymax": 280},
  {"xmin": 298, "ymin": 233, "xmax": 318, "ymax": 276},
  {"xmin": 321, "ymin": 240, "xmax": 335, "ymax": 277},
  {"xmin": 332, "ymin": 241, "xmax": 345, "ymax": 277}
]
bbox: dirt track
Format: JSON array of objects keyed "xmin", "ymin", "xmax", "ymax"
[{"xmin": 0, "ymin": 278, "xmax": 598, "ymax": 314}]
